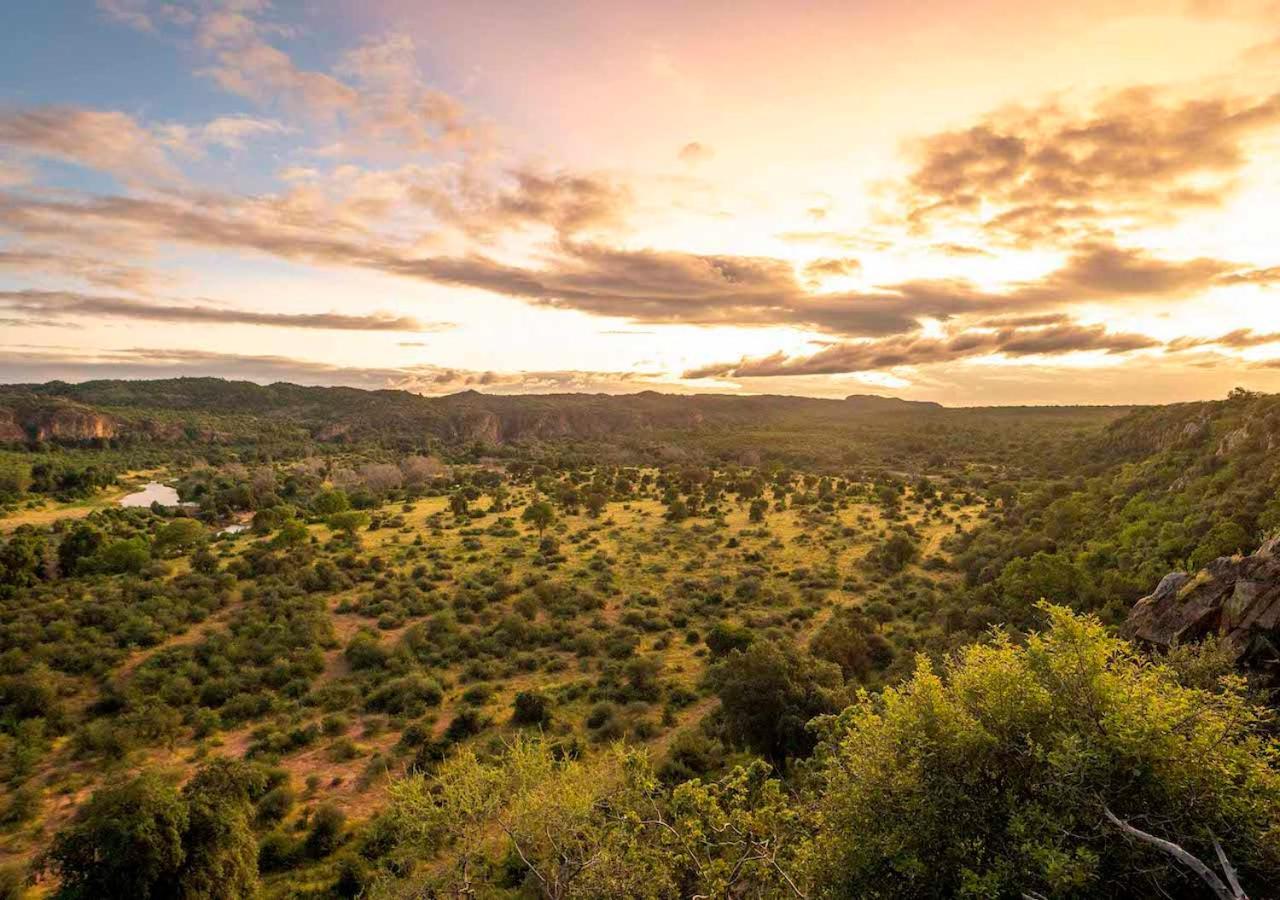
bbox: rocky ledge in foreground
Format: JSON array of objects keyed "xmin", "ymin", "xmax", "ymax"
[{"xmin": 1123, "ymin": 535, "xmax": 1280, "ymax": 670}]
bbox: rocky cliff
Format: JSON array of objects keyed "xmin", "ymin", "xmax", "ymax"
[
  {"xmin": 0, "ymin": 399, "xmax": 119, "ymax": 443},
  {"xmin": 1123, "ymin": 536, "xmax": 1280, "ymax": 672}
]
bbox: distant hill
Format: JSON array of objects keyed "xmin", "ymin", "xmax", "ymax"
[
  {"xmin": 0, "ymin": 378, "xmax": 938, "ymax": 443},
  {"xmin": 0, "ymin": 377, "xmax": 1134, "ymax": 470}
]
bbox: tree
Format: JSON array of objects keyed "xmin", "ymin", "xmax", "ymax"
[
  {"xmin": 449, "ymin": 492, "xmax": 470, "ymax": 517},
  {"xmin": 1, "ymin": 531, "xmax": 46, "ymax": 590},
  {"xmin": 489, "ymin": 484, "xmax": 510, "ymax": 512},
  {"xmin": 178, "ymin": 758, "xmax": 263, "ymax": 899},
  {"xmin": 57, "ymin": 522, "xmax": 104, "ymax": 575},
  {"xmin": 704, "ymin": 621, "xmax": 754, "ymax": 658},
  {"xmin": 46, "ymin": 773, "xmax": 188, "ymax": 899},
  {"xmin": 0, "ymin": 459, "xmax": 32, "ymax": 500},
  {"xmin": 651, "ymin": 760, "xmax": 810, "ymax": 898},
  {"xmin": 97, "ymin": 537, "xmax": 151, "ymax": 575},
  {"xmin": 153, "ymin": 519, "xmax": 206, "ymax": 557},
  {"xmin": 1191, "ymin": 521, "xmax": 1251, "ymax": 570},
  {"xmin": 326, "ymin": 510, "xmax": 370, "ymax": 540},
  {"xmin": 708, "ymin": 640, "xmax": 845, "ymax": 766},
  {"xmin": 805, "ymin": 605, "xmax": 1280, "ymax": 899},
  {"xmin": 191, "ymin": 546, "xmax": 219, "ymax": 575},
  {"xmin": 46, "ymin": 760, "xmax": 264, "ymax": 900},
  {"xmin": 809, "ymin": 607, "xmax": 894, "ymax": 684},
  {"xmin": 522, "ymin": 500, "xmax": 556, "ymax": 536},
  {"xmin": 357, "ymin": 463, "xmax": 402, "ymax": 495},
  {"xmin": 312, "ymin": 489, "xmax": 350, "ymax": 516},
  {"xmin": 749, "ymin": 498, "xmax": 768, "ymax": 523},
  {"xmin": 304, "ymin": 803, "xmax": 346, "ymax": 859},
  {"xmin": 512, "ymin": 690, "xmax": 552, "ymax": 727},
  {"xmin": 388, "ymin": 738, "xmax": 669, "ymax": 899},
  {"xmin": 869, "ymin": 531, "xmax": 918, "ymax": 573},
  {"xmin": 401, "ymin": 454, "xmax": 446, "ymax": 488},
  {"xmin": 269, "ymin": 517, "xmax": 309, "ymax": 549}
]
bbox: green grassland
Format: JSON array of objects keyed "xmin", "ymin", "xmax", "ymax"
[
  {"xmin": 2, "ymin": 383, "xmax": 1279, "ymax": 898},
  {"xmin": 0, "ymin": 466, "xmax": 983, "ymax": 892}
]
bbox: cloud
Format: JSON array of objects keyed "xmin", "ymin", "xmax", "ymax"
[
  {"xmin": 329, "ymin": 33, "xmax": 479, "ymax": 153},
  {"xmin": 179, "ymin": 11, "xmax": 483, "ymax": 157},
  {"xmin": 684, "ymin": 321, "xmax": 1160, "ymax": 378},
  {"xmin": 186, "ymin": 114, "xmax": 289, "ymax": 151},
  {"xmin": 934, "ymin": 242, "xmax": 993, "ymax": 257},
  {"xmin": 776, "ymin": 230, "xmax": 893, "ymax": 251},
  {"xmin": 96, "ymin": 0, "xmax": 153, "ymax": 31},
  {"xmin": 0, "ymin": 346, "xmax": 664, "ymax": 396},
  {"xmin": 0, "ymin": 106, "xmax": 181, "ymax": 183},
  {"xmin": 1020, "ymin": 242, "xmax": 1234, "ymax": 300},
  {"xmin": 0, "ymin": 289, "xmax": 439, "ymax": 332},
  {"xmin": 803, "ymin": 257, "xmax": 862, "ymax": 283},
  {"xmin": 902, "ymin": 86, "xmax": 1280, "ymax": 245},
  {"xmin": 2, "ymin": 187, "xmax": 1249, "ymax": 340},
  {"xmin": 0, "ymin": 160, "xmax": 31, "ymax": 188},
  {"xmin": 0, "ymin": 250, "xmax": 165, "ymax": 292},
  {"xmin": 971, "ymin": 313, "xmax": 1071, "ymax": 328},
  {"xmin": 482, "ymin": 169, "xmax": 632, "ymax": 236},
  {"xmin": 1166, "ymin": 328, "xmax": 1280, "ymax": 351},
  {"xmin": 0, "ymin": 106, "xmax": 287, "ymax": 183},
  {"xmin": 678, "ymin": 142, "xmax": 714, "ymax": 165},
  {"xmin": 1218, "ymin": 265, "xmax": 1280, "ymax": 285}
]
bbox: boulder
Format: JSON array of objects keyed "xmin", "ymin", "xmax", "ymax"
[{"xmin": 1123, "ymin": 536, "xmax": 1280, "ymax": 668}]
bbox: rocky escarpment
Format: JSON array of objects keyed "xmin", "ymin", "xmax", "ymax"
[
  {"xmin": 0, "ymin": 399, "xmax": 120, "ymax": 443},
  {"xmin": 1123, "ymin": 536, "xmax": 1280, "ymax": 671}
]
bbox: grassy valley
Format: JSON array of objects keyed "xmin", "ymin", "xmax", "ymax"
[{"xmin": 0, "ymin": 382, "xmax": 1277, "ymax": 898}]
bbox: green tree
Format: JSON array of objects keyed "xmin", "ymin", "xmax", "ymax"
[
  {"xmin": 0, "ymin": 459, "xmax": 32, "ymax": 500},
  {"xmin": 178, "ymin": 758, "xmax": 263, "ymax": 899},
  {"xmin": 57, "ymin": 522, "xmax": 103, "ymax": 575},
  {"xmin": 0, "ymin": 532, "xmax": 46, "ymax": 590},
  {"xmin": 304, "ymin": 803, "xmax": 346, "ymax": 859},
  {"xmin": 96, "ymin": 537, "xmax": 151, "ymax": 575},
  {"xmin": 1190, "ymin": 520, "xmax": 1251, "ymax": 570},
  {"xmin": 153, "ymin": 519, "xmax": 206, "ymax": 557},
  {"xmin": 269, "ymin": 517, "xmax": 309, "ymax": 548},
  {"xmin": 326, "ymin": 510, "xmax": 370, "ymax": 540},
  {"xmin": 584, "ymin": 491, "xmax": 607, "ymax": 518},
  {"xmin": 522, "ymin": 500, "xmax": 556, "ymax": 536},
  {"xmin": 809, "ymin": 607, "xmax": 894, "ymax": 684},
  {"xmin": 869, "ymin": 531, "xmax": 918, "ymax": 573},
  {"xmin": 312, "ymin": 489, "xmax": 350, "ymax": 516},
  {"xmin": 388, "ymin": 738, "xmax": 670, "ymax": 899},
  {"xmin": 512, "ymin": 690, "xmax": 552, "ymax": 727},
  {"xmin": 708, "ymin": 640, "xmax": 844, "ymax": 766},
  {"xmin": 46, "ymin": 773, "xmax": 188, "ymax": 899},
  {"xmin": 805, "ymin": 604, "xmax": 1280, "ymax": 898},
  {"xmin": 704, "ymin": 621, "xmax": 754, "ymax": 658},
  {"xmin": 449, "ymin": 492, "xmax": 470, "ymax": 517}
]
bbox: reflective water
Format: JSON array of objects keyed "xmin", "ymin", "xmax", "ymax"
[{"xmin": 119, "ymin": 482, "xmax": 180, "ymax": 508}]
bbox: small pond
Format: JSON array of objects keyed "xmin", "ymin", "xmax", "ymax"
[{"xmin": 119, "ymin": 482, "xmax": 181, "ymax": 508}]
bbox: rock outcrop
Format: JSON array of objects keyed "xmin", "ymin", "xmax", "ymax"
[
  {"xmin": 1123, "ymin": 536, "xmax": 1280, "ymax": 669},
  {"xmin": 0, "ymin": 401, "xmax": 119, "ymax": 443}
]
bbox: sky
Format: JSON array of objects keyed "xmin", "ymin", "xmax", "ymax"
[{"xmin": 0, "ymin": 0, "xmax": 1279, "ymax": 405}]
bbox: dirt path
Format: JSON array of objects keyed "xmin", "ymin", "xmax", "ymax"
[{"xmin": 114, "ymin": 592, "xmax": 246, "ymax": 681}]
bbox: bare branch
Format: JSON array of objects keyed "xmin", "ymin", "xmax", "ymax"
[
  {"xmin": 1213, "ymin": 835, "xmax": 1246, "ymax": 899},
  {"xmin": 1104, "ymin": 807, "xmax": 1247, "ymax": 900}
]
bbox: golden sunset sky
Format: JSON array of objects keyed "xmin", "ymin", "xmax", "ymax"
[{"xmin": 1, "ymin": 0, "xmax": 1279, "ymax": 403}]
